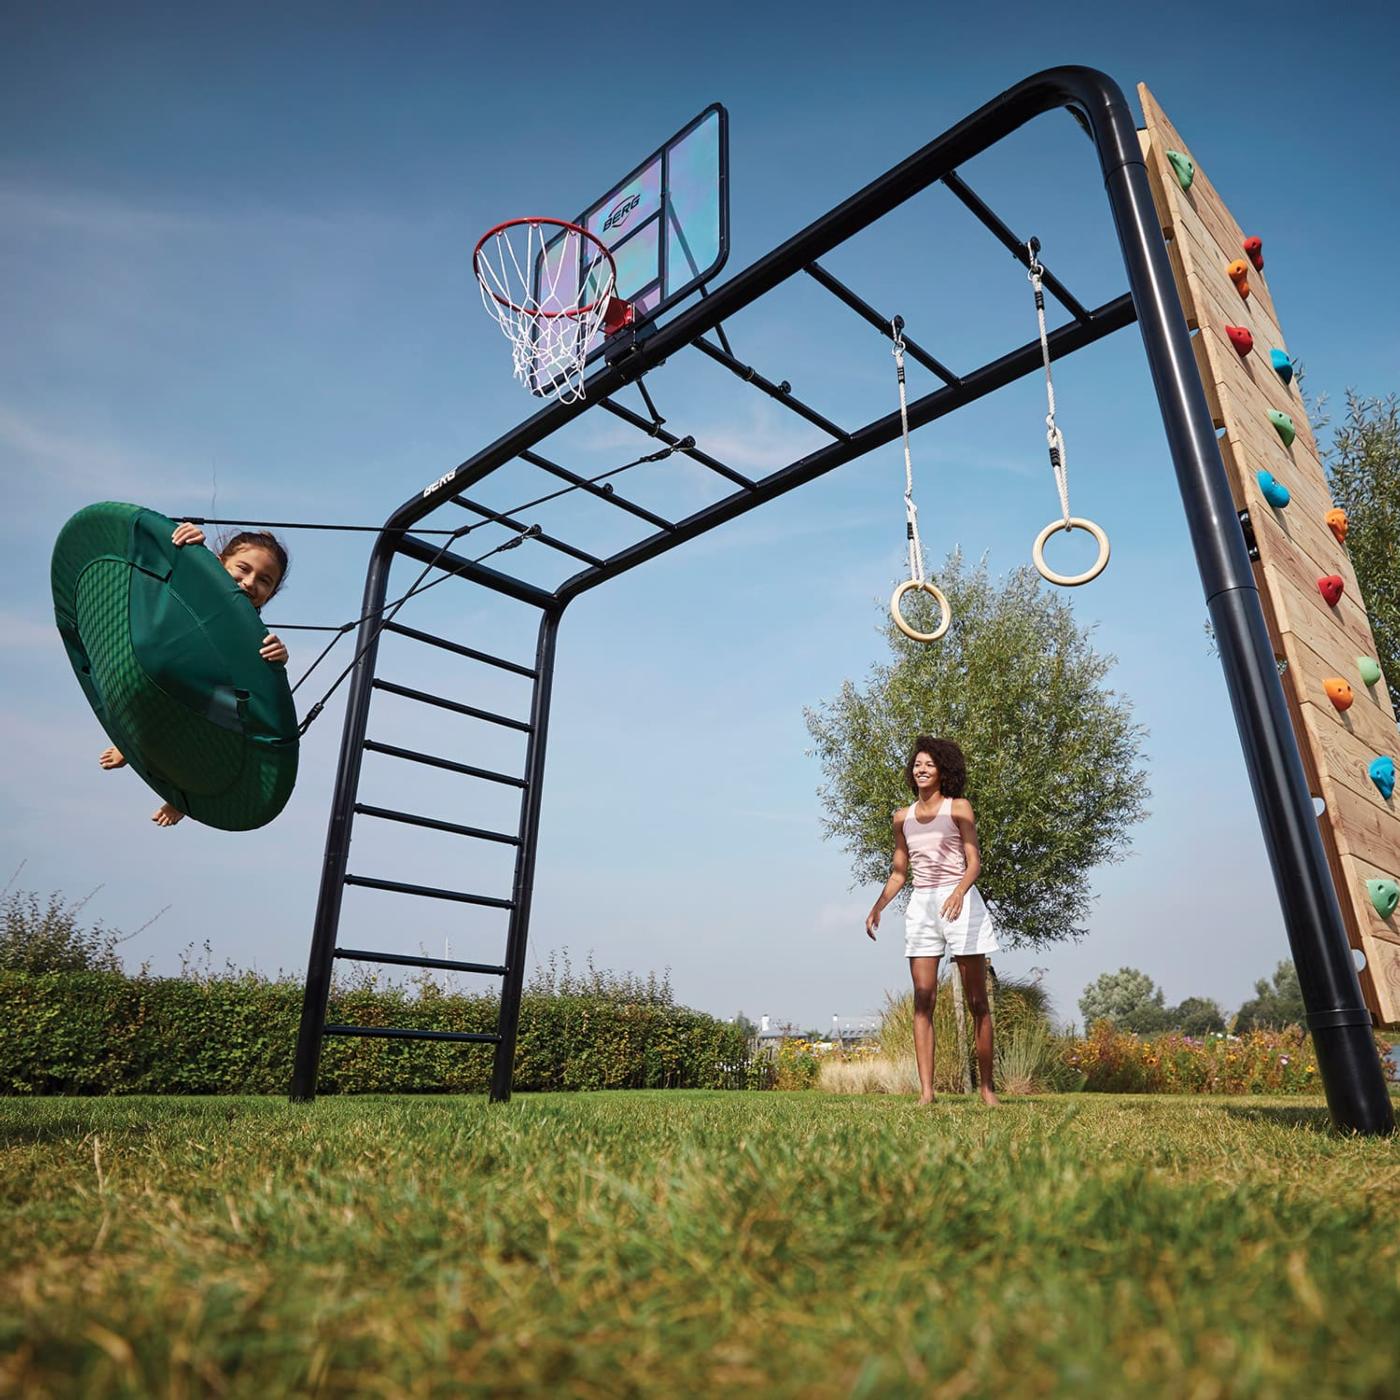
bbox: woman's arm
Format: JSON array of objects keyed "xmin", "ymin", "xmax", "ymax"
[
  {"xmin": 865, "ymin": 811, "xmax": 910, "ymax": 940},
  {"xmin": 939, "ymin": 798, "xmax": 983, "ymax": 919}
]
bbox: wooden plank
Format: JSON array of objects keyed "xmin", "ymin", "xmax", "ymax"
[
  {"xmin": 1303, "ymin": 702, "xmax": 1400, "ymax": 810},
  {"xmin": 1137, "ymin": 85, "xmax": 1280, "ymax": 326},
  {"xmin": 1322, "ymin": 777, "xmax": 1400, "ymax": 879}
]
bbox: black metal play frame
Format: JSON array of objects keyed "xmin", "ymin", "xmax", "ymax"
[{"xmin": 290, "ymin": 67, "xmax": 1394, "ymax": 1135}]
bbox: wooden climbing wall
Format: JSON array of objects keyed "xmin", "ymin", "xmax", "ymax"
[{"xmin": 1138, "ymin": 83, "xmax": 1400, "ymax": 1026}]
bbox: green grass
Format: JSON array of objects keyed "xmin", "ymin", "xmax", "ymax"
[{"xmin": 2, "ymin": 1092, "xmax": 1398, "ymax": 1397}]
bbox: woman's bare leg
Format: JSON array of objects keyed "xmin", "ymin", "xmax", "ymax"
[
  {"xmin": 956, "ymin": 955, "xmax": 999, "ymax": 1105},
  {"xmin": 909, "ymin": 955, "xmax": 941, "ymax": 1103}
]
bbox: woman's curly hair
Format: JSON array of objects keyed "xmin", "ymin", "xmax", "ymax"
[{"xmin": 905, "ymin": 736, "xmax": 967, "ymax": 798}]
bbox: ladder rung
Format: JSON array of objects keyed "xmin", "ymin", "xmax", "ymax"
[
  {"xmin": 344, "ymin": 874, "xmax": 514, "ymax": 909},
  {"xmin": 353, "ymin": 803, "xmax": 519, "ymax": 845},
  {"xmin": 362, "ymin": 740, "xmax": 526, "ymax": 788},
  {"xmin": 383, "ymin": 621, "xmax": 536, "ymax": 679},
  {"xmin": 324, "ymin": 1024, "xmax": 501, "ymax": 1044},
  {"xmin": 335, "ymin": 947, "xmax": 508, "ymax": 977},
  {"xmin": 372, "ymin": 679, "xmax": 531, "ymax": 732}
]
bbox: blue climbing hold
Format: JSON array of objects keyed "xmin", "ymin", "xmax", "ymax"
[
  {"xmin": 1270, "ymin": 349, "xmax": 1294, "ymax": 385},
  {"xmin": 1370, "ymin": 756, "xmax": 1396, "ymax": 800},
  {"xmin": 1257, "ymin": 470, "xmax": 1290, "ymax": 508}
]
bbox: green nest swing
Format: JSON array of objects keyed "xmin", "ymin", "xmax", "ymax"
[{"xmin": 52, "ymin": 502, "xmax": 299, "ymax": 831}]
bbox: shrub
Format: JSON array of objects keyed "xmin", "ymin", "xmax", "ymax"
[
  {"xmin": 0, "ymin": 961, "xmax": 751, "ymax": 1096},
  {"xmin": 1062, "ymin": 1021, "xmax": 1397, "ymax": 1095},
  {"xmin": 0, "ymin": 889, "xmax": 125, "ymax": 974}
]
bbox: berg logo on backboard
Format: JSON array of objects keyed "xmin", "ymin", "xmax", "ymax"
[
  {"xmin": 602, "ymin": 192, "xmax": 643, "ymax": 234},
  {"xmin": 421, "ymin": 468, "xmax": 456, "ymax": 499}
]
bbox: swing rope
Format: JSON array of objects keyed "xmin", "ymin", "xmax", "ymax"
[
  {"xmin": 277, "ymin": 436, "xmax": 695, "ymax": 733},
  {"xmin": 1024, "ymin": 239, "xmax": 1110, "ymax": 588},
  {"xmin": 1027, "ymin": 244, "xmax": 1072, "ymax": 526},
  {"xmin": 893, "ymin": 317, "xmax": 927, "ymax": 587},
  {"xmin": 887, "ymin": 316, "xmax": 950, "ymax": 643}
]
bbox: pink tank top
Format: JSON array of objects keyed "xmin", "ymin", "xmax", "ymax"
[{"xmin": 903, "ymin": 798, "xmax": 966, "ymax": 888}]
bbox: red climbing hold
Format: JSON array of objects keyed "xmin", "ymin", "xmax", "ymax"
[
  {"xmin": 1318, "ymin": 575, "xmax": 1345, "ymax": 607},
  {"xmin": 1226, "ymin": 325, "xmax": 1254, "ymax": 356},
  {"xmin": 1243, "ymin": 236, "xmax": 1264, "ymax": 271}
]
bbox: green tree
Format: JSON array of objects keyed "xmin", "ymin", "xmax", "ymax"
[
  {"xmin": 1168, "ymin": 995, "xmax": 1226, "ymax": 1036},
  {"xmin": 805, "ymin": 552, "xmax": 1150, "ymax": 949},
  {"xmin": 1079, "ymin": 967, "xmax": 1168, "ymax": 1033},
  {"xmin": 1234, "ymin": 960, "xmax": 1306, "ymax": 1031},
  {"xmin": 1326, "ymin": 392, "xmax": 1400, "ymax": 689}
]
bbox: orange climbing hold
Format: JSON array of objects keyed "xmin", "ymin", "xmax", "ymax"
[
  {"xmin": 1226, "ymin": 259, "xmax": 1250, "ymax": 299},
  {"xmin": 1324, "ymin": 678, "xmax": 1355, "ymax": 711},
  {"xmin": 1326, "ymin": 508, "xmax": 1348, "ymax": 544},
  {"xmin": 1243, "ymin": 235, "xmax": 1264, "ymax": 271}
]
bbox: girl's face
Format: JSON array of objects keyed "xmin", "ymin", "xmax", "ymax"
[
  {"xmin": 912, "ymin": 751, "xmax": 939, "ymax": 793},
  {"xmin": 222, "ymin": 544, "xmax": 282, "ymax": 610}
]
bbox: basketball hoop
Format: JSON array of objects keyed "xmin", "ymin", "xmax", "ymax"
[{"xmin": 473, "ymin": 217, "xmax": 632, "ymax": 403}]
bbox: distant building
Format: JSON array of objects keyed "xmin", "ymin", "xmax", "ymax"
[{"xmin": 755, "ymin": 1013, "xmax": 878, "ymax": 1049}]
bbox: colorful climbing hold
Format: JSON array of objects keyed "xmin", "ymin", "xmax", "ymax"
[
  {"xmin": 1269, "ymin": 348, "xmax": 1294, "ymax": 385},
  {"xmin": 1324, "ymin": 677, "xmax": 1354, "ymax": 710},
  {"xmin": 1318, "ymin": 575, "xmax": 1345, "ymax": 607},
  {"xmin": 1256, "ymin": 470, "xmax": 1290, "ymax": 508},
  {"xmin": 1367, "ymin": 878, "xmax": 1400, "ymax": 919},
  {"xmin": 1243, "ymin": 235, "xmax": 1264, "ymax": 271},
  {"xmin": 1369, "ymin": 756, "xmax": 1396, "ymax": 800},
  {"xmin": 1226, "ymin": 325, "xmax": 1254, "ymax": 356},
  {"xmin": 1268, "ymin": 409, "xmax": 1296, "ymax": 446},
  {"xmin": 1359, "ymin": 656, "xmax": 1383, "ymax": 687},
  {"xmin": 1326, "ymin": 507, "xmax": 1349, "ymax": 544},
  {"xmin": 1227, "ymin": 259, "xmax": 1250, "ymax": 299},
  {"xmin": 1166, "ymin": 150, "xmax": 1194, "ymax": 190}
]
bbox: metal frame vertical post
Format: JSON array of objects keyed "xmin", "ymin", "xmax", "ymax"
[
  {"xmin": 1075, "ymin": 74, "xmax": 1393, "ymax": 1135},
  {"xmin": 290, "ymin": 534, "xmax": 396, "ymax": 1101},
  {"xmin": 490, "ymin": 607, "xmax": 563, "ymax": 1101}
]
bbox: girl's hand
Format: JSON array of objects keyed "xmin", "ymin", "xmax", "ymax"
[
  {"xmin": 865, "ymin": 909, "xmax": 880, "ymax": 941},
  {"xmin": 171, "ymin": 522, "xmax": 206, "ymax": 548},
  {"xmin": 941, "ymin": 889, "xmax": 965, "ymax": 921},
  {"xmin": 260, "ymin": 633, "xmax": 288, "ymax": 665}
]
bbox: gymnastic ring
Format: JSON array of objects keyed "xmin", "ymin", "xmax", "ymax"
[
  {"xmin": 1032, "ymin": 517, "xmax": 1111, "ymax": 587},
  {"xmin": 890, "ymin": 579, "xmax": 951, "ymax": 643}
]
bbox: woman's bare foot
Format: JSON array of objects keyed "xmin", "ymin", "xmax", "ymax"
[
  {"xmin": 979, "ymin": 1086, "xmax": 1001, "ymax": 1107},
  {"xmin": 98, "ymin": 746, "xmax": 127, "ymax": 770},
  {"xmin": 152, "ymin": 802, "xmax": 185, "ymax": 827}
]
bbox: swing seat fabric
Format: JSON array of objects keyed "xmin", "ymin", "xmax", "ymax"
[{"xmin": 51, "ymin": 502, "xmax": 298, "ymax": 831}]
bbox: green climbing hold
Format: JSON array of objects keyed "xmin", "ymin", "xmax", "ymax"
[
  {"xmin": 1166, "ymin": 150, "xmax": 1194, "ymax": 191},
  {"xmin": 1367, "ymin": 878, "xmax": 1400, "ymax": 919},
  {"xmin": 1268, "ymin": 409, "xmax": 1296, "ymax": 447},
  {"xmin": 1359, "ymin": 656, "xmax": 1383, "ymax": 687}
]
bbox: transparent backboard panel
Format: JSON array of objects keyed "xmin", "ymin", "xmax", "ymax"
[{"xmin": 529, "ymin": 104, "xmax": 728, "ymax": 393}]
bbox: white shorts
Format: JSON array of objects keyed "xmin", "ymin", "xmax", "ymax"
[{"xmin": 904, "ymin": 883, "xmax": 999, "ymax": 958}]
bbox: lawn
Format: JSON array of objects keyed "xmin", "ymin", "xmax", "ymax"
[{"xmin": 2, "ymin": 1092, "xmax": 1398, "ymax": 1396}]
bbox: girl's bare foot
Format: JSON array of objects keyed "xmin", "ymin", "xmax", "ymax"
[
  {"xmin": 98, "ymin": 746, "xmax": 127, "ymax": 770},
  {"xmin": 152, "ymin": 802, "xmax": 185, "ymax": 827},
  {"xmin": 918, "ymin": 1092, "xmax": 936, "ymax": 1105},
  {"xmin": 979, "ymin": 1087, "xmax": 1001, "ymax": 1107}
]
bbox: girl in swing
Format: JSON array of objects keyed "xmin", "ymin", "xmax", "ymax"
[
  {"xmin": 97, "ymin": 521, "xmax": 290, "ymax": 827},
  {"xmin": 865, "ymin": 736, "xmax": 999, "ymax": 1105}
]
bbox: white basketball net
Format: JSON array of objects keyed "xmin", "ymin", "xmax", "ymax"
[{"xmin": 475, "ymin": 220, "xmax": 617, "ymax": 404}]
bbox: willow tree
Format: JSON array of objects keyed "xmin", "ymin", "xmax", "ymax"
[{"xmin": 805, "ymin": 552, "xmax": 1149, "ymax": 949}]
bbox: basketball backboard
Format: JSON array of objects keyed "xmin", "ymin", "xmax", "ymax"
[{"xmin": 527, "ymin": 103, "xmax": 729, "ymax": 392}]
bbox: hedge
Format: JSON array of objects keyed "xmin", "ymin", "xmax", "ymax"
[{"xmin": 0, "ymin": 972, "xmax": 752, "ymax": 1096}]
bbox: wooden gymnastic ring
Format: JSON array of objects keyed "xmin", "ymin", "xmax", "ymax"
[
  {"xmin": 1032, "ymin": 517, "xmax": 1110, "ymax": 587},
  {"xmin": 890, "ymin": 579, "xmax": 951, "ymax": 643}
]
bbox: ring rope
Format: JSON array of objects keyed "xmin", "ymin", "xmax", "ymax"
[
  {"xmin": 889, "ymin": 318, "xmax": 949, "ymax": 642},
  {"xmin": 1026, "ymin": 241, "xmax": 1109, "ymax": 587}
]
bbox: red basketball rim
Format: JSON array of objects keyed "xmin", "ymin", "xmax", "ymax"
[{"xmin": 473, "ymin": 217, "xmax": 618, "ymax": 319}]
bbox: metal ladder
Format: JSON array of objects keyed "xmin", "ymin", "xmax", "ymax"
[{"xmin": 290, "ymin": 529, "xmax": 561, "ymax": 1102}]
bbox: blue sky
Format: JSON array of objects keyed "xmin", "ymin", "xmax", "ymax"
[{"xmin": 4, "ymin": 1, "xmax": 1398, "ymax": 1034}]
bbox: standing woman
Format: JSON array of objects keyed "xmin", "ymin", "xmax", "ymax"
[{"xmin": 865, "ymin": 736, "xmax": 1000, "ymax": 1105}]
